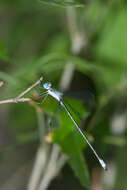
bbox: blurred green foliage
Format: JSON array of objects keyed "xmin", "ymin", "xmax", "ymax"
[
  {"xmin": 40, "ymin": 0, "xmax": 86, "ymax": 7},
  {"xmin": 0, "ymin": 0, "xmax": 127, "ymax": 189}
]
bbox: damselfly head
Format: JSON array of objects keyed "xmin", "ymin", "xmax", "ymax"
[{"xmin": 43, "ymin": 82, "xmax": 52, "ymax": 90}]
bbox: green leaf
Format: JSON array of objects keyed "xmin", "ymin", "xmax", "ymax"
[
  {"xmin": 0, "ymin": 71, "xmax": 19, "ymax": 85},
  {"xmin": 95, "ymin": 7, "xmax": 127, "ymax": 86},
  {"xmin": 0, "ymin": 42, "xmax": 9, "ymax": 61},
  {"xmin": 14, "ymin": 53, "xmax": 98, "ymax": 80},
  {"xmin": 47, "ymin": 97, "xmax": 88, "ymax": 151},
  {"xmin": 96, "ymin": 8, "xmax": 127, "ymax": 65},
  {"xmin": 40, "ymin": 0, "xmax": 86, "ymax": 7},
  {"xmin": 11, "ymin": 103, "xmax": 37, "ymax": 132},
  {"xmin": 69, "ymin": 152, "xmax": 90, "ymax": 189},
  {"xmin": 42, "ymin": 96, "xmax": 90, "ymax": 189},
  {"xmin": 103, "ymin": 136, "xmax": 127, "ymax": 147},
  {"xmin": 44, "ymin": 34, "xmax": 70, "ymax": 54},
  {"xmin": 16, "ymin": 131, "xmax": 38, "ymax": 144},
  {"xmin": 113, "ymin": 147, "xmax": 127, "ymax": 190}
]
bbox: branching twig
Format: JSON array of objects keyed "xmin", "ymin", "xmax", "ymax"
[
  {"xmin": 17, "ymin": 76, "xmax": 43, "ymax": 98},
  {"xmin": 0, "ymin": 98, "xmax": 31, "ymax": 104},
  {"xmin": 0, "ymin": 76, "xmax": 43, "ymax": 105}
]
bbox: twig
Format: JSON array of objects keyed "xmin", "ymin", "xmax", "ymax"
[
  {"xmin": 0, "ymin": 76, "xmax": 43, "ymax": 105},
  {"xmin": 17, "ymin": 76, "xmax": 43, "ymax": 98},
  {"xmin": 0, "ymin": 98, "xmax": 31, "ymax": 104}
]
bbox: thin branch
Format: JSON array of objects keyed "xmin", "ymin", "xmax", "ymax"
[
  {"xmin": 17, "ymin": 76, "xmax": 43, "ymax": 98},
  {"xmin": 0, "ymin": 76, "xmax": 43, "ymax": 105},
  {"xmin": 0, "ymin": 98, "xmax": 31, "ymax": 104}
]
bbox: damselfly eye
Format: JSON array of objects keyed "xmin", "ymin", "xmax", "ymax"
[{"xmin": 43, "ymin": 82, "xmax": 51, "ymax": 89}]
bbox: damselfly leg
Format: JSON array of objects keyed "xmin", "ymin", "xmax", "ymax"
[{"xmin": 34, "ymin": 83, "xmax": 50, "ymax": 104}]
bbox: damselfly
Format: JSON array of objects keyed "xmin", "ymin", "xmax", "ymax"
[{"xmin": 40, "ymin": 82, "xmax": 107, "ymax": 171}]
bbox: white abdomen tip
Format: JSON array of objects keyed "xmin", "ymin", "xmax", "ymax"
[{"xmin": 99, "ymin": 159, "xmax": 107, "ymax": 171}]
